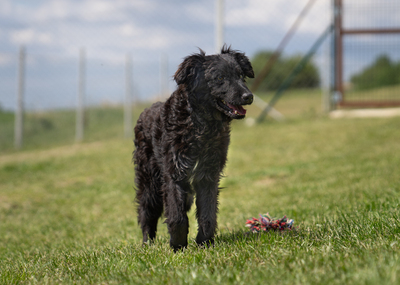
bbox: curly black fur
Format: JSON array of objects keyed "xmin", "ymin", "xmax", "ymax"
[{"xmin": 133, "ymin": 46, "xmax": 254, "ymax": 251}]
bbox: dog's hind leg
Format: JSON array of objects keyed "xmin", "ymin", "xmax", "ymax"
[
  {"xmin": 135, "ymin": 164, "xmax": 163, "ymax": 245},
  {"xmin": 163, "ymin": 179, "xmax": 192, "ymax": 251},
  {"xmin": 194, "ymin": 180, "xmax": 219, "ymax": 247}
]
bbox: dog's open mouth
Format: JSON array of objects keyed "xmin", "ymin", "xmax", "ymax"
[{"xmin": 217, "ymin": 99, "xmax": 247, "ymax": 118}]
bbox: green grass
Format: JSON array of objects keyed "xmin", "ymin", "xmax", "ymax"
[
  {"xmin": 345, "ymin": 84, "xmax": 400, "ymax": 102},
  {"xmin": 0, "ymin": 105, "xmax": 150, "ymax": 153},
  {"xmin": 1, "ymin": 90, "xmax": 400, "ymax": 284},
  {"xmin": 252, "ymin": 88, "xmax": 324, "ymax": 119}
]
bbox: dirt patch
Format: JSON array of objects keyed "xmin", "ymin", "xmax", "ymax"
[
  {"xmin": 255, "ymin": 177, "xmax": 276, "ymax": 187},
  {"xmin": 330, "ymin": 108, "xmax": 400, "ymax": 119},
  {"xmin": 0, "ymin": 141, "xmax": 108, "ymax": 166}
]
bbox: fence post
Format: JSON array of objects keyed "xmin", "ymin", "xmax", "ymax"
[
  {"xmin": 124, "ymin": 53, "xmax": 133, "ymax": 138},
  {"xmin": 15, "ymin": 46, "xmax": 25, "ymax": 149},
  {"xmin": 322, "ymin": 35, "xmax": 332, "ymax": 113},
  {"xmin": 76, "ymin": 47, "xmax": 86, "ymax": 142},
  {"xmin": 333, "ymin": 0, "xmax": 343, "ymax": 107},
  {"xmin": 215, "ymin": 0, "xmax": 224, "ymax": 53}
]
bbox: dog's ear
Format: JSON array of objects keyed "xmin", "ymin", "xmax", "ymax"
[
  {"xmin": 233, "ymin": 52, "xmax": 254, "ymax": 78},
  {"xmin": 174, "ymin": 49, "xmax": 206, "ymax": 86},
  {"xmin": 221, "ymin": 46, "xmax": 254, "ymax": 79}
]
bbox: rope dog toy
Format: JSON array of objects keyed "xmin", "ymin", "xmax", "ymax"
[{"xmin": 246, "ymin": 213, "xmax": 294, "ymax": 233}]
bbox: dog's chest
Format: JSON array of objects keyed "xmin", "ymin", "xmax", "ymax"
[
  {"xmin": 188, "ymin": 125, "xmax": 229, "ymax": 182},
  {"xmin": 194, "ymin": 126, "xmax": 227, "ymax": 154}
]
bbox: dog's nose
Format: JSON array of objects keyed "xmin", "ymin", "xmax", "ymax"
[{"xmin": 242, "ymin": 93, "xmax": 253, "ymax": 104}]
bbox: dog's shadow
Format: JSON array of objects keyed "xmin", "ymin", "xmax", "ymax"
[
  {"xmin": 202, "ymin": 227, "xmax": 301, "ymax": 248},
  {"xmin": 141, "ymin": 228, "xmax": 302, "ymax": 252}
]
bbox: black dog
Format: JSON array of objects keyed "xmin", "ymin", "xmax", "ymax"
[{"xmin": 133, "ymin": 46, "xmax": 254, "ymax": 251}]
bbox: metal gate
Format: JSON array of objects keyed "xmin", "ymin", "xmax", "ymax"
[{"xmin": 333, "ymin": 0, "xmax": 400, "ymax": 107}]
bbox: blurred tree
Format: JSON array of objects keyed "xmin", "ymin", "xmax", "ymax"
[
  {"xmin": 248, "ymin": 51, "xmax": 320, "ymax": 91},
  {"xmin": 350, "ymin": 54, "xmax": 400, "ymax": 90}
]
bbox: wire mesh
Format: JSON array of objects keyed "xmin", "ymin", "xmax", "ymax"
[
  {"xmin": 343, "ymin": 0, "xmax": 400, "ymax": 30},
  {"xmin": 340, "ymin": 0, "xmax": 400, "ymax": 106}
]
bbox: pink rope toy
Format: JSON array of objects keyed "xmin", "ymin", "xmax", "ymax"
[{"xmin": 246, "ymin": 213, "xmax": 294, "ymax": 233}]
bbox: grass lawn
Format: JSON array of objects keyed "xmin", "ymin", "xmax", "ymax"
[
  {"xmin": 345, "ymin": 84, "xmax": 400, "ymax": 102},
  {"xmin": 0, "ymin": 106, "xmax": 147, "ymax": 153},
  {"xmin": 1, "ymin": 90, "xmax": 400, "ymax": 284}
]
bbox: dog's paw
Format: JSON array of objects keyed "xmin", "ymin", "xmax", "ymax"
[
  {"xmin": 170, "ymin": 242, "xmax": 188, "ymax": 252},
  {"xmin": 196, "ymin": 237, "xmax": 215, "ymax": 248}
]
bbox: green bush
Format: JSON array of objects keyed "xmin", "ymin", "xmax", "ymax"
[
  {"xmin": 248, "ymin": 51, "xmax": 320, "ymax": 91},
  {"xmin": 351, "ymin": 54, "xmax": 400, "ymax": 90}
]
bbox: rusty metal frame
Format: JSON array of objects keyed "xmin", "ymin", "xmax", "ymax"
[{"xmin": 334, "ymin": 0, "xmax": 400, "ymax": 107}]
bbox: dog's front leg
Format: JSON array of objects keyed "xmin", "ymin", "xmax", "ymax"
[
  {"xmin": 163, "ymin": 179, "xmax": 191, "ymax": 252},
  {"xmin": 193, "ymin": 180, "xmax": 219, "ymax": 246}
]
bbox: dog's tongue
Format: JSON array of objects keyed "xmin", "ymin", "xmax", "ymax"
[{"xmin": 227, "ymin": 103, "xmax": 247, "ymax": 115}]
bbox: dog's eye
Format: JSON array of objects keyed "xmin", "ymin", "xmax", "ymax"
[
  {"xmin": 217, "ymin": 76, "xmax": 224, "ymax": 81},
  {"xmin": 240, "ymin": 74, "xmax": 244, "ymax": 79}
]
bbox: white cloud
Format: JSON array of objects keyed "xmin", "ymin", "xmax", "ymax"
[
  {"xmin": 0, "ymin": 0, "xmax": 333, "ymax": 75},
  {"xmin": 226, "ymin": 0, "xmax": 330, "ymax": 34},
  {"xmin": 226, "ymin": 0, "xmax": 286, "ymax": 27},
  {"xmin": 10, "ymin": 28, "xmax": 36, "ymax": 44},
  {"xmin": 10, "ymin": 28, "xmax": 54, "ymax": 46},
  {"xmin": 0, "ymin": 53, "xmax": 13, "ymax": 66},
  {"xmin": 3, "ymin": 0, "xmax": 179, "ymax": 62},
  {"xmin": 0, "ymin": 0, "xmax": 12, "ymax": 16},
  {"xmin": 184, "ymin": 2, "xmax": 215, "ymax": 24},
  {"xmin": 295, "ymin": 1, "xmax": 331, "ymax": 34},
  {"xmin": 29, "ymin": 0, "xmax": 156, "ymax": 24},
  {"xmin": 32, "ymin": 0, "xmax": 72, "ymax": 22},
  {"xmin": 119, "ymin": 24, "xmax": 141, "ymax": 37},
  {"xmin": 0, "ymin": 0, "xmax": 12, "ymax": 15}
]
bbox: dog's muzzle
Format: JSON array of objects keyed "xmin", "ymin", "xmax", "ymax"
[{"xmin": 242, "ymin": 93, "xmax": 254, "ymax": 105}]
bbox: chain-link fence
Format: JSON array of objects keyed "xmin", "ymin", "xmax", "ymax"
[
  {"xmin": 335, "ymin": 0, "xmax": 400, "ymax": 107},
  {"xmin": 0, "ymin": 0, "xmax": 338, "ymax": 151}
]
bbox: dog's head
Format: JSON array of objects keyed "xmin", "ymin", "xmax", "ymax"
[{"xmin": 174, "ymin": 45, "xmax": 254, "ymax": 119}]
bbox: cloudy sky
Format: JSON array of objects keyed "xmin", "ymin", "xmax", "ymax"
[{"xmin": 0, "ymin": 0, "xmax": 398, "ymax": 110}]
